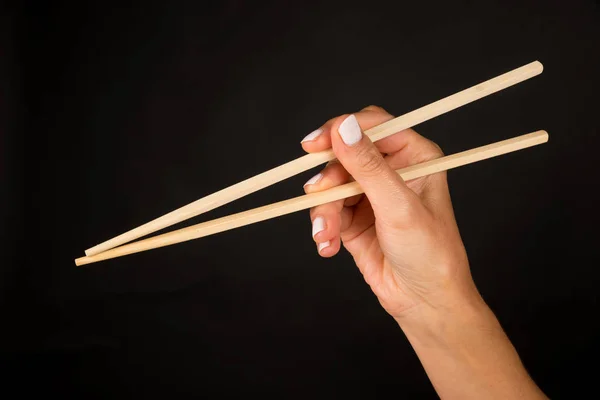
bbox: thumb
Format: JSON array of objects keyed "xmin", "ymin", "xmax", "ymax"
[{"xmin": 331, "ymin": 114, "xmax": 418, "ymax": 219}]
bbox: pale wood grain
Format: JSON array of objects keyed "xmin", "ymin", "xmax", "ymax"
[
  {"xmin": 75, "ymin": 130, "xmax": 548, "ymax": 266},
  {"xmin": 85, "ymin": 61, "xmax": 543, "ymax": 256}
]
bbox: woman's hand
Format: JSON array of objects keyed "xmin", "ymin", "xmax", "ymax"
[
  {"xmin": 301, "ymin": 105, "xmax": 480, "ymax": 321},
  {"xmin": 301, "ymin": 106, "xmax": 548, "ymax": 399}
]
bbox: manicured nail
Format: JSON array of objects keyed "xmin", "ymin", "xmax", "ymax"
[
  {"xmin": 303, "ymin": 173, "xmax": 323, "ymax": 187},
  {"xmin": 318, "ymin": 241, "xmax": 331, "ymax": 253},
  {"xmin": 312, "ymin": 216, "xmax": 325, "ymax": 238},
  {"xmin": 301, "ymin": 128, "xmax": 323, "ymax": 143},
  {"xmin": 338, "ymin": 114, "xmax": 362, "ymax": 146}
]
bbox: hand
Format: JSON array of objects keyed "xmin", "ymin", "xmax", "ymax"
[
  {"xmin": 301, "ymin": 106, "xmax": 547, "ymax": 399},
  {"xmin": 301, "ymin": 106, "xmax": 481, "ymax": 321}
]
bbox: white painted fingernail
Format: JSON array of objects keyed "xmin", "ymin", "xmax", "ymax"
[
  {"xmin": 312, "ymin": 216, "xmax": 325, "ymax": 238},
  {"xmin": 303, "ymin": 173, "xmax": 323, "ymax": 187},
  {"xmin": 318, "ymin": 241, "xmax": 331, "ymax": 253},
  {"xmin": 338, "ymin": 114, "xmax": 362, "ymax": 146},
  {"xmin": 301, "ymin": 128, "xmax": 323, "ymax": 143}
]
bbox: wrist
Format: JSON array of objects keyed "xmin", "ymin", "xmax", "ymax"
[
  {"xmin": 394, "ymin": 287, "xmax": 548, "ymax": 400},
  {"xmin": 395, "ymin": 287, "xmax": 498, "ymax": 349}
]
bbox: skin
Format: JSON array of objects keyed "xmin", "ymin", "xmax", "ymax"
[{"xmin": 301, "ymin": 106, "xmax": 547, "ymax": 400}]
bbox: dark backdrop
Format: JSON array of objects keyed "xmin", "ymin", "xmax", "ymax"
[{"xmin": 2, "ymin": 0, "xmax": 599, "ymax": 398}]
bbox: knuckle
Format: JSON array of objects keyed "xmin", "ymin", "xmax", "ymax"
[
  {"xmin": 361, "ymin": 104, "xmax": 389, "ymax": 114},
  {"xmin": 430, "ymin": 140, "xmax": 444, "ymax": 157},
  {"xmin": 354, "ymin": 145, "xmax": 385, "ymax": 174},
  {"xmin": 414, "ymin": 139, "xmax": 444, "ymax": 162},
  {"xmin": 421, "ymin": 137, "xmax": 444, "ymax": 158}
]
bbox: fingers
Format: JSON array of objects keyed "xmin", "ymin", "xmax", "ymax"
[
  {"xmin": 381, "ymin": 130, "xmax": 450, "ymax": 213},
  {"xmin": 303, "ymin": 161, "xmax": 349, "ymax": 194},
  {"xmin": 301, "ymin": 105, "xmax": 394, "ymax": 154},
  {"xmin": 304, "ymin": 161, "xmax": 375, "ymax": 256},
  {"xmin": 302, "ymin": 106, "xmax": 452, "ymax": 260},
  {"xmin": 305, "ymin": 162, "xmax": 349, "ymax": 257},
  {"xmin": 381, "ymin": 129, "xmax": 444, "ymax": 169},
  {"xmin": 310, "ymin": 206, "xmax": 342, "ymax": 258},
  {"xmin": 300, "ymin": 126, "xmax": 332, "ymax": 154},
  {"xmin": 329, "ymin": 114, "xmax": 421, "ymax": 222},
  {"xmin": 301, "ymin": 105, "xmax": 444, "ymax": 163}
]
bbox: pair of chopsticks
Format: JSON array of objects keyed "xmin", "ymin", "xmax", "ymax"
[{"xmin": 76, "ymin": 61, "xmax": 547, "ymax": 266}]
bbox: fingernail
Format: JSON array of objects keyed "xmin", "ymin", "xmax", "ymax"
[
  {"xmin": 312, "ymin": 216, "xmax": 325, "ymax": 238},
  {"xmin": 301, "ymin": 128, "xmax": 323, "ymax": 143},
  {"xmin": 318, "ymin": 241, "xmax": 331, "ymax": 253},
  {"xmin": 303, "ymin": 173, "xmax": 323, "ymax": 188},
  {"xmin": 338, "ymin": 114, "xmax": 362, "ymax": 146}
]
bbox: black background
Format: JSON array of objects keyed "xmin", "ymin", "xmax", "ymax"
[{"xmin": 2, "ymin": 0, "xmax": 599, "ymax": 398}]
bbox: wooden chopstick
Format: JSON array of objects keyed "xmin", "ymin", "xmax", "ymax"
[
  {"xmin": 84, "ymin": 61, "xmax": 543, "ymax": 257},
  {"xmin": 75, "ymin": 130, "xmax": 548, "ymax": 266}
]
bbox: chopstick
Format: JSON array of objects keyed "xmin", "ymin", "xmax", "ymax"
[
  {"xmin": 75, "ymin": 130, "xmax": 548, "ymax": 266},
  {"xmin": 84, "ymin": 61, "xmax": 544, "ymax": 257}
]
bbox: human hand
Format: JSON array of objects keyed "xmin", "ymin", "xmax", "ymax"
[
  {"xmin": 301, "ymin": 106, "xmax": 481, "ymax": 321},
  {"xmin": 301, "ymin": 105, "xmax": 547, "ymax": 399}
]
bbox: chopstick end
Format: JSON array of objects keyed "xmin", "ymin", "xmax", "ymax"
[{"xmin": 536, "ymin": 130, "xmax": 549, "ymax": 143}]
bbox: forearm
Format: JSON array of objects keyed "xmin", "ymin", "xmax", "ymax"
[{"xmin": 397, "ymin": 294, "xmax": 547, "ymax": 400}]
